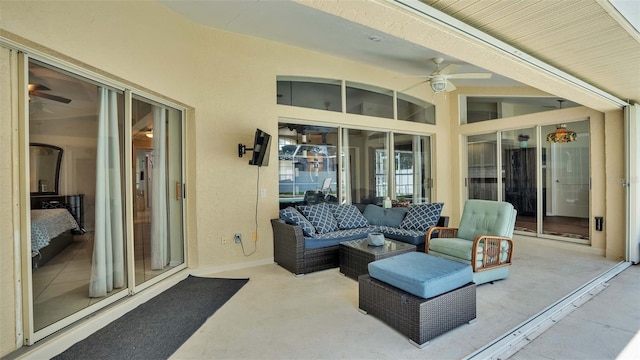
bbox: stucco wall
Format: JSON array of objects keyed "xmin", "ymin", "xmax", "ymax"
[{"xmin": 604, "ymin": 111, "xmax": 626, "ymax": 260}]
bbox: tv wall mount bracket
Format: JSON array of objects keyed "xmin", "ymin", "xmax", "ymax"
[{"xmin": 238, "ymin": 143, "xmax": 253, "ymax": 158}]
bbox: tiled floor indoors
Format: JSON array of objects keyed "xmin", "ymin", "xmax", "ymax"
[{"xmin": 15, "ymin": 235, "xmax": 640, "ymax": 359}]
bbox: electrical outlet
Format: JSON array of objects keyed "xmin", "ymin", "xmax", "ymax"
[
  {"xmin": 234, "ymin": 233, "xmax": 242, "ymax": 244},
  {"xmin": 260, "ymin": 188, "xmax": 266, "ymax": 198},
  {"xmin": 252, "ymin": 232, "xmax": 257, "ymax": 241},
  {"xmin": 221, "ymin": 236, "xmax": 227, "ymax": 245}
]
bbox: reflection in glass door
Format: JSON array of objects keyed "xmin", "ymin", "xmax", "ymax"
[
  {"xmin": 392, "ymin": 133, "xmax": 432, "ymax": 204},
  {"xmin": 131, "ymin": 97, "xmax": 184, "ymax": 285},
  {"xmin": 502, "ymin": 128, "xmax": 539, "ymax": 234},
  {"xmin": 28, "ymin": 60, "xmax": 127, "ymax": 333},
  {"xmin": 542, "ymin": 121, "xmax": 590, "ymax": 241},
  {"xmin": 467, "ymin": 134, "xmax": 498, "ymax": 200},
  {"xmin": 342, "ymin": 129, "xmax": 388, "ymax": 206}
]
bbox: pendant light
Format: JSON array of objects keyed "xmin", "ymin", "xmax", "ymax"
[{"xmin": 546, "ymin": 100, "xmax": 576, "ymax": 143}]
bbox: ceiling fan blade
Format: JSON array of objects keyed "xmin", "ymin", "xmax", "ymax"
[
  {"xmin": 30, "ymin": 91, "xmax": 72, "ymax": 104},
  {"xmin": 394, "ymin": 74, "xmax": 433, "ymax": 79},
  {"xmin": 399, "ymin": 80, "xmax": 429, "ymax": 93},
  {"xmin": 28, "ymin": 83, "xmax": 51, "ymax": 92},
  {"xmin": 445, "ymin": 81, "xmax": 457, "ymax": 92},
  {"xmin": 446, "ymin": 72, "xmax": 493, "ymax": 79},
  {"xmin": 437, "ymin": 64, "xmax": 461, "ymax": 75}
]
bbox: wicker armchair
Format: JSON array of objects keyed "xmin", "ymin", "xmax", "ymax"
[{"xmin": 425, "ymin": 200, "xmax": 516, "ymax": 284}]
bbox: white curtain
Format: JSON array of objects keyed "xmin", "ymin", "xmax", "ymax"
[
  {"xmin": 90, "ymin": 88, "xmax": 124, "ymax": 298},
  {"xmin": 151, "ymin": 105, "xmax": 168, "ymax": 270}
]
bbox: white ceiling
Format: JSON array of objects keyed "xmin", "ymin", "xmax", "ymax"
[
  {"xmin": 159, "ymin": 0, "xmax": 639, "ymax": 108},
  {"xmin": 158, "ymin": 0, "xmax": 523, "ymax": 86}
]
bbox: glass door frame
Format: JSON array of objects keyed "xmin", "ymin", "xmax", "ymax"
[
  {"xmin": 18, "ymin": 52, "xmax": 188, "ymax": 345},
  {"xmin": 128, "ymin": 94, "xmax": 188, "ymax": 290},
  {"xmin": 464, "ymin": 123, "xmax": 590, "ymax": 245}
]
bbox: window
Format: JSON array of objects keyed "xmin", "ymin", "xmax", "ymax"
[
  {"xmin": 397, "ymin": 93, "xmax": 435, "ymax": 124},
  {"xmin": 276, "ymin": 77, "xmax": 436, "ymax": 125},
  {"xmin": 277, "ymin": 124, "xmax": 338, "ymax": 207},
  {"xmin": 463, "ymin": 96, "xmax": 579, "ymax": 124},
  {"xmin": 276, "ymin": 77, "xmax": 341, "ymax": 111},
  {"xmin": 346, "ymin": 82, "xmax": 393, "ymax": 119}
]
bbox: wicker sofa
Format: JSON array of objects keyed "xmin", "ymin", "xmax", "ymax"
[{"xmin": 272, "ymin": 203, "xmax": 448, "ymax": 275}]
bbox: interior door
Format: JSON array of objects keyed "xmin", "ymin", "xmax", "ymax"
[{"xmin": 549, "ymin": 135, "xmax": 589, "ymax": 218}]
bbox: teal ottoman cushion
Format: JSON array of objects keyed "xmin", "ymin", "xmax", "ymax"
[{"xmin": 368, "ymin": 252, "xmax": 473, "ymax": 299}]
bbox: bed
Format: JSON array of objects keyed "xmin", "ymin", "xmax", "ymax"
[{"xmin": 31, "ymin": 208, "xmax": 80, "ymax": 268}]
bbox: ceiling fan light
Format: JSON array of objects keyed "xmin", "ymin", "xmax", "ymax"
[{"xmin": 430, "ymin": 78, "xmax": 447, "ymax": 93}]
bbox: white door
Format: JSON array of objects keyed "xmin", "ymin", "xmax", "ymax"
[{"xmin": 550, "ymin": 134, "xmax": 590, "ymax": 218}]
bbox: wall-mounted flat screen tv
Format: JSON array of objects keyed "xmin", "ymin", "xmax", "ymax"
[{"xmin": 249, "ymin": 128, "xmax": 271, "ymax": 167}]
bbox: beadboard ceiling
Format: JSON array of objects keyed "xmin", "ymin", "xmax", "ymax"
[
  {"xmin": 160, "ymin": 0, "xmax": 639, "ymax": 108},
  {"xmin": 421, "ymin": 0, "xmax": 640, "ymax": 105}
]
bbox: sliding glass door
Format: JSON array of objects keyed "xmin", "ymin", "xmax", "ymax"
[
  {"xmin": 541, "ymin": 121, "xmax": 590, "ymax": 240},
  {"xmin": 276, "ymin": 124, "xmax": 339, "ymax": 208},
  {"xmin": 466, "ymin": 122, "xmax": 590, "ymax": 242},
  {"xmin": 28, "ymin": 60, "xmax": 129, "ymax": 334},
  {"xmin": 467, "ymin": 134, "xmax": 498, "ymax": 201},
  {"xmin": 131, "ymin": 97, "xmax": 184, "ymax": 285},
  {"xmin": 24, "ymin": 57, "xmax": 186, "ymax": 342},
  {"xmin": 277, "ymin": 123, "xmax": 434, "ymax": 208},
  {"xmin": 501, "ymin": 128, "xmax": 539, "ymax": 234},
  {"xmin": 342, "ymin": 129, "xmax": 389, "ymax": 206},
  {"xmin": 392, "ymin": 133, "xmax": 432, "ymax": 204}
]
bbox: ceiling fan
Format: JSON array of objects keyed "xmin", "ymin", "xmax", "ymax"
[
  {"xmin": 28, "ymin": 83, "xmax": 72, "ymax": 104},
  {"xmin": 404, "ymin": 57, "xmax": 493, "ymax": 93}
]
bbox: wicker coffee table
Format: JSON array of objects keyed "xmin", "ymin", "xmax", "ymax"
[{"xmin": 339, "ymin": 238, "xmax": 416, "ymax": 280}]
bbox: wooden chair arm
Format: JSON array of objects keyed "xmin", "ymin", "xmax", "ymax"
[
  {"xmin": 471, "ymin": 235, "xmax": 514, "ymax": 272},
  {"xmin": 425, "ymin": 227, "xmax": 458, "ymax": 253}
]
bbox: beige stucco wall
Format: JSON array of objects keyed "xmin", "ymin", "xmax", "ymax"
[
  {"xmin": 604, "ymin": 111, "xmax": 626, "ymax": 260},
  {"xmin": 0, "ymin": 0, "xmax": 628, "ymax": 356}
]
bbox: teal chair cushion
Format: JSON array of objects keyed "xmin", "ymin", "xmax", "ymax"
[{"xmin": 457, "ymin": 200, "xmax": 516, "ymax": 241}]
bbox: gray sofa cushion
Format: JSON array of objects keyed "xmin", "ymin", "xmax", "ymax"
[
  {"xmin": 333, "ymin": 204, "xmax": 369, "ymax": 229},
  {"xmin": 400, "ymin": 203, "xmax": 444, "ymax": 231},
  {"xmin": 363, "ymin": 204, "xmax": 409, "ymax": 227},
  {"xmin": 279, "ymin": 206, "xmax": 316, "ymax": 237},
  {"xmin": 298, "ymin": 203, "xmax": 338, "ymax": 234}
]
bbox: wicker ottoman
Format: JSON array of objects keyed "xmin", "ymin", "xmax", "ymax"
[
  {"xmin": 359, "ymin": 253, "xmax": 476, "ymax": 348},
  {"xmin": 359, "ymin": 275, "xmax": 476, "ymax": 348}
]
